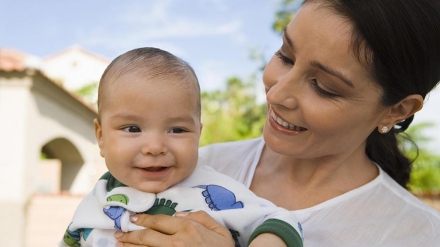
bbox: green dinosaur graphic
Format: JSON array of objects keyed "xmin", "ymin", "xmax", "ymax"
[
  {"xmin": 142, "ymin": 198, "xmax": 179, "ymax": 216},
  {"xmin": 107, "ymin": 194, "xmax": 129, "ymax": 205},
  {"xmin": 63, "ymin": 229, "xmax": 80, "ymax": 247}
]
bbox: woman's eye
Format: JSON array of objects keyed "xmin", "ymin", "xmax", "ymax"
[
  {"xmin": 169, "ymin": 128, "xmax": 187, "ymax": 134},
  {"xmin": 275, "ymin": 50, "xmax": 294, "ymax": 65},
  {"xmin": 310, "ymin": 79, "xmax": 339, "ymax": 98},
  {"xmin": 123, "ymin": 126, "xmax": 141, "ymax": 132}
]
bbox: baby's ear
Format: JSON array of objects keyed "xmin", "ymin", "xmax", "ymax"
[
  {"xmin": 94, "ymin": 119, "xmax": 105, "ymax": 157},
  {"xmin": 381, "ymin": 94, "xmax": 424, "ymax": 127}
]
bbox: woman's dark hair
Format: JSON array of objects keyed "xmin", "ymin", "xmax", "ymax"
[{"xmin": 303, "ymin": 0, "xmax": 440, "ymax": 188}]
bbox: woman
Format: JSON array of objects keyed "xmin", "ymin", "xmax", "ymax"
[{"xmin": 115, "ymin": 0, "xmax": 440, "ymax": 246}]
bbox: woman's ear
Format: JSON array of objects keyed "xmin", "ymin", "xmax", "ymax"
[{"xmin": 379, "ymin": 94, "xmax": 424, "ymax": 131}]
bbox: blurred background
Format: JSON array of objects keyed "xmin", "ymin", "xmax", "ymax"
[{"xmin": 1, "ymin": 0, "xmax": 439, "ymax": 246}]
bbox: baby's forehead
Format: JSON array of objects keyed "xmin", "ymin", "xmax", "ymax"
[{"xmin": 109, "ymin": 69, "xmax": 198, "ymax": 91}]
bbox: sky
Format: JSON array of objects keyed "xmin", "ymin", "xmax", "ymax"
[
  {"xmin": 1, "ymin": 0, "xmax": 439, "ymax": 152},
  {"xmin": 0, "ymin": 0, "xmax": 285, "ymax": 93}
]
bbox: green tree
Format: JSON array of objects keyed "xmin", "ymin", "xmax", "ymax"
[
  {"xmin": 198, "ymin": 0, "xmax": 303, "ymax": 146},
  {"xmin": 272, "ymin": 0, "xmax": 302, "ymax": 34},
  {"xmin": 403, "ymin": 123, "xmax": 440, "ymax": 193},
  {"xmin": 200, "ymin": 76, "xmax": 266, "ymax": 146},
  {"xmin": 74, "ymin": 81, "xmax": 98, "ymax": 105}
]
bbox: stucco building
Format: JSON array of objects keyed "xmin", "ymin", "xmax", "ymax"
[
  {"xmin": 0, "ymin": 48, "xmax": 107, "ymax": 246},
  {"xmin": 41, "ymin": 45, "xmax": 110, "ymax": 104}
]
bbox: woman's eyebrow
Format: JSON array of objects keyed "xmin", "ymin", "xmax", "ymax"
[
  {"xmin": 310, "ymin": 61, "xmax": 355, "ymax": 88},
  {"xmin": 283, "ymin": 27, "xmax": 354, "ymax": 88}
]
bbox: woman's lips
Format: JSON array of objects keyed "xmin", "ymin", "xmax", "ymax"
[{"xmin": 270, "ymin": 110, "xmax": 307, "ymax": 131}]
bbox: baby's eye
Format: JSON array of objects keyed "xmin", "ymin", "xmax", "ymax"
[
  {"xmin": 123, "ymin": 126, "xmax": 141, "ymax": 132},
  {"xmin": 168, "ymin": 128, "xmax": 187, "ymax": 134}
]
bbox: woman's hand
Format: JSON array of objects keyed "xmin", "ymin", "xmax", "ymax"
[{"xmin": 115, "ymin": 211, "xmax": 235, "ymax": 247}]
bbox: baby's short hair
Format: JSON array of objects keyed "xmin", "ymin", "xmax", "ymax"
[{"xmin": 97, "ymin": 47, "xmax": 200, "ymax": 117}]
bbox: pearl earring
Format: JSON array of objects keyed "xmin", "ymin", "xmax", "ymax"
[{"xmin": 381, "ymin": 126, "xmax": 389, "ymax": 133}]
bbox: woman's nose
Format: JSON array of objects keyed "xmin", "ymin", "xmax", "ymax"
[
  {"xmin": 141, "ymin": 134, "xmax": 167, "ymax": 156},
  {"xmin": 264, "ymin": 66, "xmax": 299, "ymax": 110}
]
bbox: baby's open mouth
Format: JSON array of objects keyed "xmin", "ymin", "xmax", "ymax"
[{"xmin": 143, "ymin": 167, "xmax": 168, "ymax": 172}]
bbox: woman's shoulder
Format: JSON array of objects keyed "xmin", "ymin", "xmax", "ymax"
[
  {"xmin": 369, "ymin": 171, "xmax": 440, "ymax": 243},
  {"xmin": 197, "ymin": 137, "xmax": 264, "ymax": 185},
  {"xmin": 298, "ymin": 167, "xmax": 440, "ymax": 246},
  {"xmin": 199, "ymin": 137, "xmax": 264, "ymax": 164},
  {"xmin": 380, "ymin": 169, "xmax": 440, "ymax": 220}
]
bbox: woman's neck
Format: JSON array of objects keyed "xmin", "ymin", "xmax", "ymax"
[{"xmin": 249, "ymin": 144, "xmax": 379, "ymax": 210}]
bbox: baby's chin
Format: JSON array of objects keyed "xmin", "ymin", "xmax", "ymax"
[
  {"xmin": 128, "ymin": 181, "xmax": 172, "ymax": 194},
  {"xmin": 122, "ymin": 167, "xmax": 178, "ymax": 192}
]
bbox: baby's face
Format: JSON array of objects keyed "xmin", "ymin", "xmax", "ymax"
[{"xmin": 95, "ymin": 73, "xmax": 201, "ymax": 193}]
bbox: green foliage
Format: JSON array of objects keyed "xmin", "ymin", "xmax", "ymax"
[
  {"xmin": 74, "ymin": 81, "xmax": 98, "ymax": 104},
  {"xmin": 272, "ymin": 0, "xmax": 302, "ymax": 34},
  {"xmin": 40, "ymin": 152, "xmax": 48, "ymax": 160},
  {"xmin": 199, "ymin": 0, "xmax": 303, "ymax": 146},
  {"xmin": 200, "ymin": 76, "xmax": 266, "ymax": 146},
  {"xmin": 410, "ymin": 160, "xmax": 440, "ymax": 193},
  {"xmin": 402, "ymin": 122, "xmax": 440, "ymax": 193}
]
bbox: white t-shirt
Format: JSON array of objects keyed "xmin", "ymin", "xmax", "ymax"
[{"xmin": 198, "ymin": 137, "xmax": 440, "ymax": 247}]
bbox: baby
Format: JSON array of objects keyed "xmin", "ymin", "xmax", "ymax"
[{"xmin": 60, "ymin": 47, "xmax": 303, "ymax": 247}]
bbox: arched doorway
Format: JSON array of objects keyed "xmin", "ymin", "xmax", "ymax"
[{"xmin": 41, "ymin": 137, "xmax": 84, "ymax": 193}]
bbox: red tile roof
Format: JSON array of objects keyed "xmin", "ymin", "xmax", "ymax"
[
  {"xmin": 0, "ymin": 48, "xmax": 28, "ymax": 71},
  {"xmin": 43, "ymin": 45, "xmax": 110, "ymax": 64},
  {"xmin": 0, "ymin": 48, "xmax": 97, "ymax": 114}
]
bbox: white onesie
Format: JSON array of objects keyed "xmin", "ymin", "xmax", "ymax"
[{"xmin": 60, "ymin": 165, "xmax": 303, "ymax": 247}]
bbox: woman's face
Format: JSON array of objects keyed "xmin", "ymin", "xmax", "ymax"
[{"xmin": 263, "ymin": 2, "xmax": 388, "ymax": 160}]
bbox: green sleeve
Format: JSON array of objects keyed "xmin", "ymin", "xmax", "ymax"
[
  {"xmin": 99, "ymin": 171, "xmax": 112, "ymax": 180},
  {"xmin": 99, "ymin": 171, "xmax": 127, "ymax": 192},
  {"xmin": 248, "ymin": 219, "xmax": 303, "ymax": 247}
]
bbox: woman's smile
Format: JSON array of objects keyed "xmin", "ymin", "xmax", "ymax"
[{"xmin": 268, "ymin": 109, "xmax": 307, "ymax": 135}]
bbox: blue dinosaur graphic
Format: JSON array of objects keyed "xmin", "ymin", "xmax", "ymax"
[
  {"xmin": 103, "ymin": 206, "xmax": 125, "ymax": 230},
  {"xmin": 196, "ymin": 185, "xmax": 244, "ymax": 211}
]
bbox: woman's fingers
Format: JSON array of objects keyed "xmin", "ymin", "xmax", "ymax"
[
  {"xmin": 175, "ymin": 210, "xmax": 232, "ymax": 238},
  {"xmin": 115, "ymin": 227, "xmax": 174, "ymax": 247},
  {"xmin": 115, "ymin": 214, "xmax": 182, "ymax": 246},
  {"xmin": 116, "ymin": 212, "xmax": 235, "ymax": 247},
  {"xmin": 115, "ymin": 240, "xmax": 148, "ymax": 247},
  {"xmin": 132, "ymin": 213, "xmax": 188, "ymax": 234}
]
